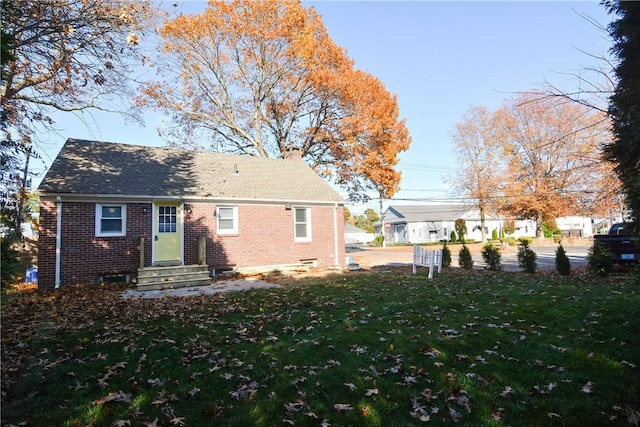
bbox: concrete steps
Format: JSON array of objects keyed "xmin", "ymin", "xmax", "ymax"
[{"xmin": 137, "ymin": 265, "xmax": 210, "ymax": 291}]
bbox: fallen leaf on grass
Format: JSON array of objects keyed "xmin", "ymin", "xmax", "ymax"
[
  {"xmin": 147, "ymin": 378, "xmax": 165, "ymax": 387},
  {"xmin": 448, "ymin": 407, "xmax": 462, "ymax": 422},
  {"xmin": 334, "ymin": 404, "xmax": 353, "ymax": 412},
  {"xmin": 111, "ymin": 361, "xmax": 127, "ymax": 370},
  {"xmin": 500, "ymin": 386, "xmax": 515, "ymax": 398},
  {"xmin": 284, "ymin": 402, "xmax": 304, "ymax": 413},
  {"xmin": 365, "ymin": 388, "xmax": 379, "ymax": 396},
  {"xmin": 142, "ymin": 418, "xmax": 159, "ymax": 427},
  {"xmin": 92, "ymin": 390, "xmax": 132, "ymax": 405},
  {"xmin": 71, "ymin": 381, "xmax": 88, "ymax": 391},
  {"xmin": 344, "ymin": 383, "xmax": 356, "ymax": 391},
  {"xmin": 167, "ymin": 416, "xmax": 186, "ymax": 426},
  {"xmin": 230, "ymin": 382, "xmax": 259, "ymax": 400},
  {"xmin": 581, "ymin": 381, "xmax": 594, "ymax": 393}
]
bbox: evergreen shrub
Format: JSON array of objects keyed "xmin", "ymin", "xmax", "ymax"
[
  {"xmin": 517, "ymin": 239, "xmax": 537, "ymax": 273},
  {"xmin": 588, "ymin": 244, "xmax": 613, "ymax": 277},
  {"xmin": 459, "ymin": 245, "xmax": 473, "ymax": 269},
  {"xmin": 555, "ymin": 244, "xmax": 571, "ymax": 275},
  {"xmin": 482, "ymin": 243, "xmax": 502, "ymax": 271},
  {"xmin": 442, "ymin": 243, "xmax": 452, "ymax": 268}
]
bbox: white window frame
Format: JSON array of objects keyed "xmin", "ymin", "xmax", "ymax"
[
  {"xmin": 216, "ymin": 206, "xmax": 238, "ymax": 234},
  {"xmin": 95, "ymin": 203, "xmax": 126, "ymax": 237},
  {"xmin": 294, "ymin": 207, "xmax": 312, "ymax": 242}
]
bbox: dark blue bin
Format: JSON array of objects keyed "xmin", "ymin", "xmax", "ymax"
[{"xmin": 26, "ymin": 267, "xmax": 38, "ymax": 283}]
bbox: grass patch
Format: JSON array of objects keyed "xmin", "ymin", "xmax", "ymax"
[{"xmin": 2, "ymin": 269, "xmax": 639, "ymax": 426}]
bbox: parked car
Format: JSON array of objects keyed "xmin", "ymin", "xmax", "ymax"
[{"xmin": 593, "ymin": 223, "xmax": 640, "ymax": 263}]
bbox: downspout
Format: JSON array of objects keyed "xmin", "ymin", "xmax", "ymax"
[
  {"xmin": 55, "ymin": 196, "xmax": 62, "ymax": 288},
  {"xmin": 333, "ymin": 203, "xmax": 340, "ymax": 267}
]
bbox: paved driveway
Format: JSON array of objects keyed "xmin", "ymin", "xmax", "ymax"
[{"xmin": 347, "ymin": 243, "xmax": 589, "ymax": 272}]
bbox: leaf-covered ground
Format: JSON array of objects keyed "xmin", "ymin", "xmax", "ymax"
[{"xmin": 2, "ymin": 268, "xmax": 639, "ymax": 426}]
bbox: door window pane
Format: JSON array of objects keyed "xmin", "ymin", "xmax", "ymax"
[{"xmin": 158, "ymin": 206, "xmax": 177, "ymax": 233}]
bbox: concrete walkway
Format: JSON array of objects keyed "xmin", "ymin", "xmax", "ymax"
[{"xmin": 122, "ymin": 277, "xmax": 280, "ymax": 299}]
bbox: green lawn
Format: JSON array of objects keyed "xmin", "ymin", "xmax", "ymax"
[{"xmin": 2, "ymin": 268, "xmax": 639, "ymax": 426}]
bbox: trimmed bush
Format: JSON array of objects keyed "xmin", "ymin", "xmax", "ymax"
[
  {"xmin": 517, "ymin": 239, "xmax": 537, "ymax": 274},
  {"xmin": 588, "ymin": 244, "xmax": 613, "ymax": 277},
  {"xmin": 442, "ymin": 243, "xmax": 452, "ymax": 268},
  {"xmin": 555, "ymin": 244, "xmax": 571, "ymax": 275},
  {"xmin": 503, "ymin": 237, "xmax": 518, "ymax": 247},
  {"xmin": 482, "ymin": 243, "xmax": 502, "ymax": 271},
  {"xmin": 371, "ymin": 235, "xmax": 384, "ymax": 247},
  {"xmin": 450, "ymin": 231, "xmax": 457, "ymax": 242},
  {"xmin": 491, "ymin": 229, "xmax": 499, "ymax": 240},
  {"xmin": 459, "ymin": 245, "xmax": 474, "ymax": 269}
]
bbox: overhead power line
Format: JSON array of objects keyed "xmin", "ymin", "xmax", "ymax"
[{"xmin": 398, "ymin": 162, "xmax": 456, "ymax": 172}]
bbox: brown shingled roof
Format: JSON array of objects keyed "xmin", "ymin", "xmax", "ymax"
[{"xmin": 38, "ymin": 139, "xmax": 344, "ymax": 203}]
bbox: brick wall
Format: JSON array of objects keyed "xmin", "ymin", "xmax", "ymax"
[
  {"xmin": 184, "ymin": 203, "xmax": 345, "ymax": 271},
  {"xmin": 39, "ymin": 200, "xmax": 345, "ymax": 289},
  {"xmin": 38, "ymin": 200, "xmax": 57, "ymax": 289},
  {"xmin": 38, "ymin": 201, "xmax": 152, "ymax": 289}
]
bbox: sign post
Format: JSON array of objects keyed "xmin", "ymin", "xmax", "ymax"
[{"xmin": 384, "ymin": 222, "xmax": 390, "ymax": 247}]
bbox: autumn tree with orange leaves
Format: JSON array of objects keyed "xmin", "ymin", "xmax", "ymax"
[
  {"xmin": 452, "ymin": 92, "xmax": 620, "ymax": 238},
  {"xmin": 450, "ymin": 105, "xmax": 508, "ymax": 242},
  {"xmin": 1, "ymin": 0, "xmax": 158, "ymax": 238},
  {"xmin": 500, "ymin": 93, "xmax": 619, "ymax": 237},
  {"xmin": 140, "ymin": 0, "xmax": 410, "ymax": 202}
]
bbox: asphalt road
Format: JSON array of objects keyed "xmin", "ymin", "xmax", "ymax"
[{"xmin": 346, "ymin": 244, "xmax": 590, "ymax": 272}]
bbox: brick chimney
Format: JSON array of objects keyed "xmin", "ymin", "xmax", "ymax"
[{"xmin": 284, "ymin": 147, "xmax": 303, "ymax": 160}]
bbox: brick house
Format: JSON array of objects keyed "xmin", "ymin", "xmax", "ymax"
[{"xmin": 37, "ymin": 138, "xmax": 346, "ymax": 289}]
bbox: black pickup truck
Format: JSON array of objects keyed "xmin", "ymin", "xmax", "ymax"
[{"xmin": 593, "ymin": 223, "xmax": 640, "ymax": 263}]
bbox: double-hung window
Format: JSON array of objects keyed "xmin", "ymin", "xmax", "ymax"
[
  {"xmin": 294, "ymin": 207, "xmax": 311, "ymax": 242},
  {"xmin": 216, "ymin": 206, "xmax": 238, "ymax": 234},
  {"xmin": 95, "ymin": 204, "xmax": 126, "ymax": 236}
]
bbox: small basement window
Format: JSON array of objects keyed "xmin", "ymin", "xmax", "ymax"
[
  {"xmin": 98, "ymin": 273, "xmax": 130, "ymax": 284},
  {"xmin": 212, "ymin": 265, "xmax": 236, "ymax": 276}
]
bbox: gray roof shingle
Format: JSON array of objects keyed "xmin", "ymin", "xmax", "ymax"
[
  {"xmin": 38, "ymin": 138, "xmax": 344, "ymax": 203},
  {"xmin": 384, "ymin": 205, "xmax": 498, "ymax": 223}
]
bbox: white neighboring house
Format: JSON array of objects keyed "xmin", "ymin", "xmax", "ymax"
[
  {"xmin": 555, "ymin": 216, "xmax": 593, "ymax": 237},
  {"xmin": 345, "ymin": 224, "xmax": 375, "ymax": 245},
  {"xmin": 376, "ymin": 204, "xmax": 536, "ymax": 244}
]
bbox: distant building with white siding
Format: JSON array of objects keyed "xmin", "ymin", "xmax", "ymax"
[
  {"xmin": 375, "ymin": 204, "xmax": 536, "ymax": 244},
  {"xmin": 344, "ymin": 224, "xmax": 375, "ymax": 244}
]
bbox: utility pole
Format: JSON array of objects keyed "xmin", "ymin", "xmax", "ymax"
[{"xmin": 378, "ymin": 186, "xmax": 386, "ymax": 248}]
